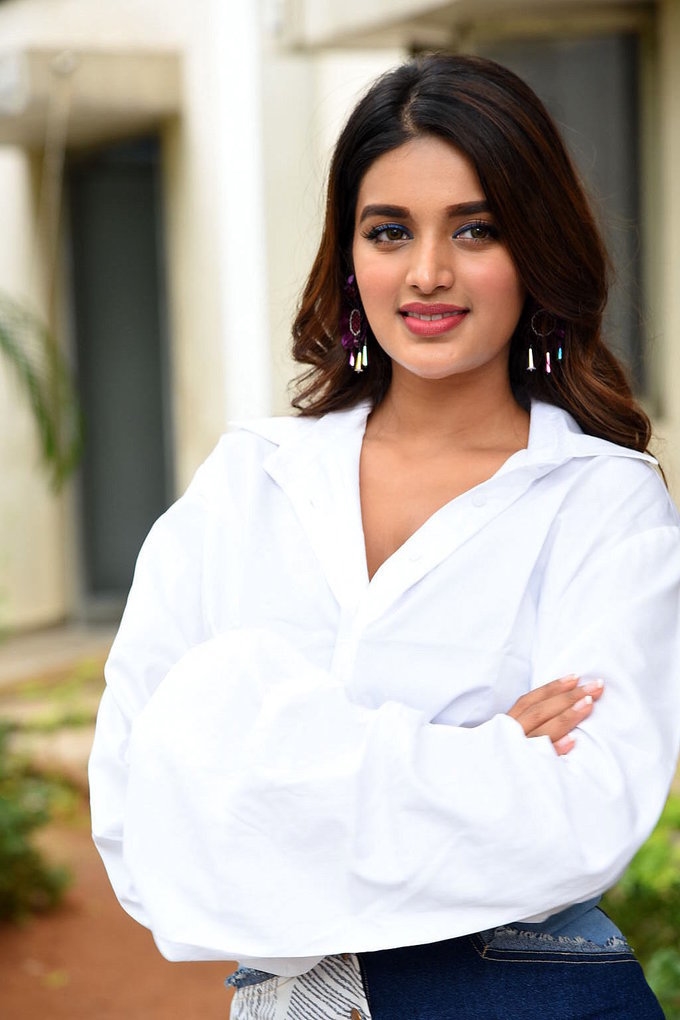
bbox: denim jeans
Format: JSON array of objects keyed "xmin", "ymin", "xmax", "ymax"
[{"xmin": 227, "ymin": 900, "xmax": 664, "ymax": 1019}]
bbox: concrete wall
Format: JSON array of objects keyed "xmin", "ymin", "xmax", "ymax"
[
  {"xmin": 0, "ymin": 0, "xmax": 260, "ymax": 626},
  {"xmin": 0, "ymin": 147, "xmax": 66, "ymax": 627},
  {"xmin": 656, "ymin": 0, "xmax": 680, "ymax": 494}
]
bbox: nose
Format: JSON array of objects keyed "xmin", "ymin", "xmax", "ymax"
[{"xmin": 405, "ymin": 237, "xmax": 454, "ymax": 293}]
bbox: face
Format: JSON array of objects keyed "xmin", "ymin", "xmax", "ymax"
[{"xmin": 351, "ymin": 135, "xmax": 525, "ymax": 386}]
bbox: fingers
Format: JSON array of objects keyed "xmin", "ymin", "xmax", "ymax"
[
  {"xmin": 505, "ymin": 675, "xmax": 575, "ymax": 721},
  {"xmin": 508, "ymin": 675, "xmax": 594, "ymax": 731},
  {"xmin": 527, "ymin": 681, "xmax": 603, "ymax": 745},
  {"xmin": 554, "ymin": 733, "xmax": 576, "ymax": 755},
  {"xmin": 507, "ymin": 676, "xmax": 605, "ymax": 754}
]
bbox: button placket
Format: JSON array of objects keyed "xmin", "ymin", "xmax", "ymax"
[{"xmin": 329, "ymin": 604, "xmax": 364, "ymax": 683}]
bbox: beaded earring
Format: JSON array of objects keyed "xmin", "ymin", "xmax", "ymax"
[
  {"xmin": 528, "ymin": 310, "xmax": 565, "ymax": 374},
  {"xmin": 340, "ymin": 275, "xmax": 368, "ymax": 373}
]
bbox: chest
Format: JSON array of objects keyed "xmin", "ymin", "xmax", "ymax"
[
  {"xmin": 359, "ymin": 440, "xmax": 517, "ymax": 580},
  {"xmin": 205, "ymin": 482, "xmax": 552, "ymax": 725}
]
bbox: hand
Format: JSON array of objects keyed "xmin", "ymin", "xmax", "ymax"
[{"xmin": 507, "ymin": 675, "xmax": 604, "ymax": 755}]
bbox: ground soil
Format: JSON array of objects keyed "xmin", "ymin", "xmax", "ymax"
[
  {"xmin": 0, "ymin": 639, "xmax": 237, "ymax": 1020},
  {"xmin": 0, "ymin": 811, "xmax": 236, "ymax": 1019}
]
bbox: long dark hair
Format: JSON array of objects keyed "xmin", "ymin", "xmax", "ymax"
[{"xmin": 291, "ymin": 53, "xmax": 651, "ymax": 452}]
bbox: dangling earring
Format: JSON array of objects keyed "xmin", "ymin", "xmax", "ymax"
[
  {"xmin": 527, "ymin": 344, "xmax": 536, "ymax": 372},
  {"xmin": 556, "ymin": 326, "xmax": 565, "ymax": 365},
  {"xmin": 340, "ymin": 274, "xmax": 368, "ymax": 373},
  {"xmin": 529, "ymin": 310, "xmax": 565, "ymax": 374}
]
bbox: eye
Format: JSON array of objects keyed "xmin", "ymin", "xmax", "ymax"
[
  {"xmin": 453, "ymin": 220, "xmax": 499, "ymax": 243},
  {"xmin": 361, "ymin": 222, "xmax": 412, "ymax": 244}
]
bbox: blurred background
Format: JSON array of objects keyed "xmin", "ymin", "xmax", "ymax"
[{"xmin": 0, "ymin": 0, "xmax": 678, "ymax": 1017}]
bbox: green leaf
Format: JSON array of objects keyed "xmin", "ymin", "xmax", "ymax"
[{"xmin": 0, "ymin": 291, "xmax": 83, "ymax": 490}]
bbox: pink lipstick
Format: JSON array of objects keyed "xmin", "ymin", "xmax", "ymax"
[{"xmin": 400, "ymin": 302, "xmax": 468, "ymax": 337}]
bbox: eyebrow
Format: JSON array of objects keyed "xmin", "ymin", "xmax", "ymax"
[{"xmin": 358, "ymin": 200, "xmax": 491, "ymax": 223}]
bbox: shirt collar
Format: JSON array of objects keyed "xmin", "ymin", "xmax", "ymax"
[
  {"xmin": 234, "ymin": 400, "xmax": 656, "ymax": 611},
  {"xmin": 523, "ymin": 401, "xmax": 656, "ymax": 468},
  {"xmin": 234, "ymin": 399, "xmax": 656, "ymax": 475}
]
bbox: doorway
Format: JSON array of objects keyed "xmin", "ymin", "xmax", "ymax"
[{"xmin": 67, "ymin": 136, "xmax": 173, "ymax": 619}]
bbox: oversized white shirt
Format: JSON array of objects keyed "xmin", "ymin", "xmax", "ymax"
[{"xmin": 89, "ymin": 400, "xmax": 680, "ymax": 976}]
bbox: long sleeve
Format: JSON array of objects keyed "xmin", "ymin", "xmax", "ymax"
[{"xmin": 89, "ymin": 448, "xmax": 226, "ymax": 934}]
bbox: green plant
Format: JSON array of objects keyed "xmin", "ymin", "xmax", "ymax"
[
  {"xmin": 0, "ymin": 722, "xmax": 71, "ymax": 922},
  {"xmin": 0, "ymin": 291, "xmax": 83, "ymax": 490},
  {"xmin": 602, "ymin": 792, "xmax": 680, "ymax": 1018}
]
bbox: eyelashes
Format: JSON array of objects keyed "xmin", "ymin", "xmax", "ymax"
[
  {"xmin": 361, "ymin": 223, "xmax": 411, "ymax": 243},
  {"xmin": 360, "ymin": 220, "xmax": 500, "ymax": 245},
  {"xmin": 453, "ymin": 220, "xmax": 500, "ymax": 242}
]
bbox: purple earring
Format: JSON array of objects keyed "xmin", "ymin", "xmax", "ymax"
[{"xmin": 340, "ymin": 275, "xmax": 368, "ymax": 373}]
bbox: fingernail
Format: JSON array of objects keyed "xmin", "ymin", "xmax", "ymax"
[
  {"xmin": 559, "ymin": 674, "xmax": 579, "ymax": 684},
  {"xmin": 573, "ymin": 695, "xmax": 593, "ymax": 712},
  {"xmin": 555, "ymin": 735, "xmax": 575, "ymax": 754},
  {"xmin": 580, "ymin": 678, "xmax": 604, "ymax": 694}
]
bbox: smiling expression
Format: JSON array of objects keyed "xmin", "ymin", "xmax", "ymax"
[{"xmin": 352, "ymin": 135, "xmax": 526, "ymax": 386}]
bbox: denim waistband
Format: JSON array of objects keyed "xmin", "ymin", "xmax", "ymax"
[
  {"xmin": 226, "ymin": 896, "xmax": 618, "ymax": 990},
  {"xmin": 514, "ymin": 896, "xmax": 607, "ymax": 937}
]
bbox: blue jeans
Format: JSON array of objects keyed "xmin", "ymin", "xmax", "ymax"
[
  {"xmin": 358, "ymin": 899, "xmax": 663, "ymax": 1018},
  {"xmin": 227, "ymin": 900, "xmax": 664, "ymax": 1018}
]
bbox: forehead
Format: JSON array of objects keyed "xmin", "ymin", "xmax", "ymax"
[{"xmin": 356, "ymin": 136, "xmax": 485, "ymax": 210}]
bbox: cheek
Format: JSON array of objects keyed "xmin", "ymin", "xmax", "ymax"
[
  {"xmin": 475, "ymin": 259, "xmax": 525, "ymax": 312},
  {"xmin": 355, "ymin": 263, "xmax": 397, "ymax": 311}
]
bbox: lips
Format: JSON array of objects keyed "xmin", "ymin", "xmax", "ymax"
[{"xmin": 400, "ymin": 303, "xmax": 468, "ymax": 337}]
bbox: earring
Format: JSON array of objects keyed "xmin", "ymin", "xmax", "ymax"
[
  {"xmin": 528, "ymin": 310, "xmax": 565, "ymax": 374},
  {"xmin": 340, "ymin": 275, "xmax": 368, "ymax": 373},
  {"xmin": 527, "ymin": 344, "xmax": 536, "ymax": 372}
]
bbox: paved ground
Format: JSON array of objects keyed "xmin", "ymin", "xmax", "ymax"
[
  {"xmin": 0, "ymin": 623, "xmax": 116, "ymax": 690},
  {"xmin": 0, "ymin": 623, "xmax": 114, "ymax": 791}
]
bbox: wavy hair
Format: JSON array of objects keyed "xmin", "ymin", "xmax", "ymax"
[{"xmin": 291, "ymin": 53, "xmax": 651, "ymax": 452}]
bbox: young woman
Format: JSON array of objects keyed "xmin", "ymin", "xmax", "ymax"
[{"xmin": 89, "ymin": 55, "xmax": 680, "ymax": 1018}]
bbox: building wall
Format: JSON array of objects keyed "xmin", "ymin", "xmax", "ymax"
[
  {"xmin": 657, "ymin": 0, "xmax": 680, "ymax": 494},
  {"xmin": 0, "ymin": 147, "xmax": 67, "ymax": 627}
]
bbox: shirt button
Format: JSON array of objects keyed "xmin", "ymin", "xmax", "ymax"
[
  {"xmin": 472, "ymin": 492, "xmax": 486, "ymax": 508},
  {"xmin": 408, "ymin": 547, "xmax": 422, "ymax": 562}
]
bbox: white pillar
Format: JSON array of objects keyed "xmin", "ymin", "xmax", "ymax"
[
  {"xmin": 210, "ymin": 0, "xmax": 272, "ymax": 420},
  {"xmin": 657, "ymin": 0, "xmax": 680, "ymax": 495}
]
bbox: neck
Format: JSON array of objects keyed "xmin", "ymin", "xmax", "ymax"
[{"xmin": 368, "ymin": 364, "xmax": 528, "ymax": 449}]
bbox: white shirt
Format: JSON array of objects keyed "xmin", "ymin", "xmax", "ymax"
[{"xmin": 89, "ymin": 400, "xmax": 680, "ymax": 976}]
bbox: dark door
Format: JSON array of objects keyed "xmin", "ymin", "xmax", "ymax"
[{"xmin": 68, "ymin": 136, "xmax": 173, "ymax": 618}]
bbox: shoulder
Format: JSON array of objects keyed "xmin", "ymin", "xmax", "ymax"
[
  {"xmin": 183, "ymin": 405, "xmax": 368, "ymax": 501},
  {"xmin": 529, "ymin": 402, "xmax": 678, "ymax": 530},
  {"xmin": 541, "ymin": 452, "xmax": 680, "ymax": 587},
  {"xmin": 560, "ymin": 448, "xmax": 678, "ymax": 535},
  {"xmin": 187, "ymin": 415, "xmax": 318, "ymax": 492}
]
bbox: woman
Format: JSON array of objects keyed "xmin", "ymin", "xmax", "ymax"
[{"xmin": 89, "ymin": 55, "xmax": 680, "ymax": 1018}]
